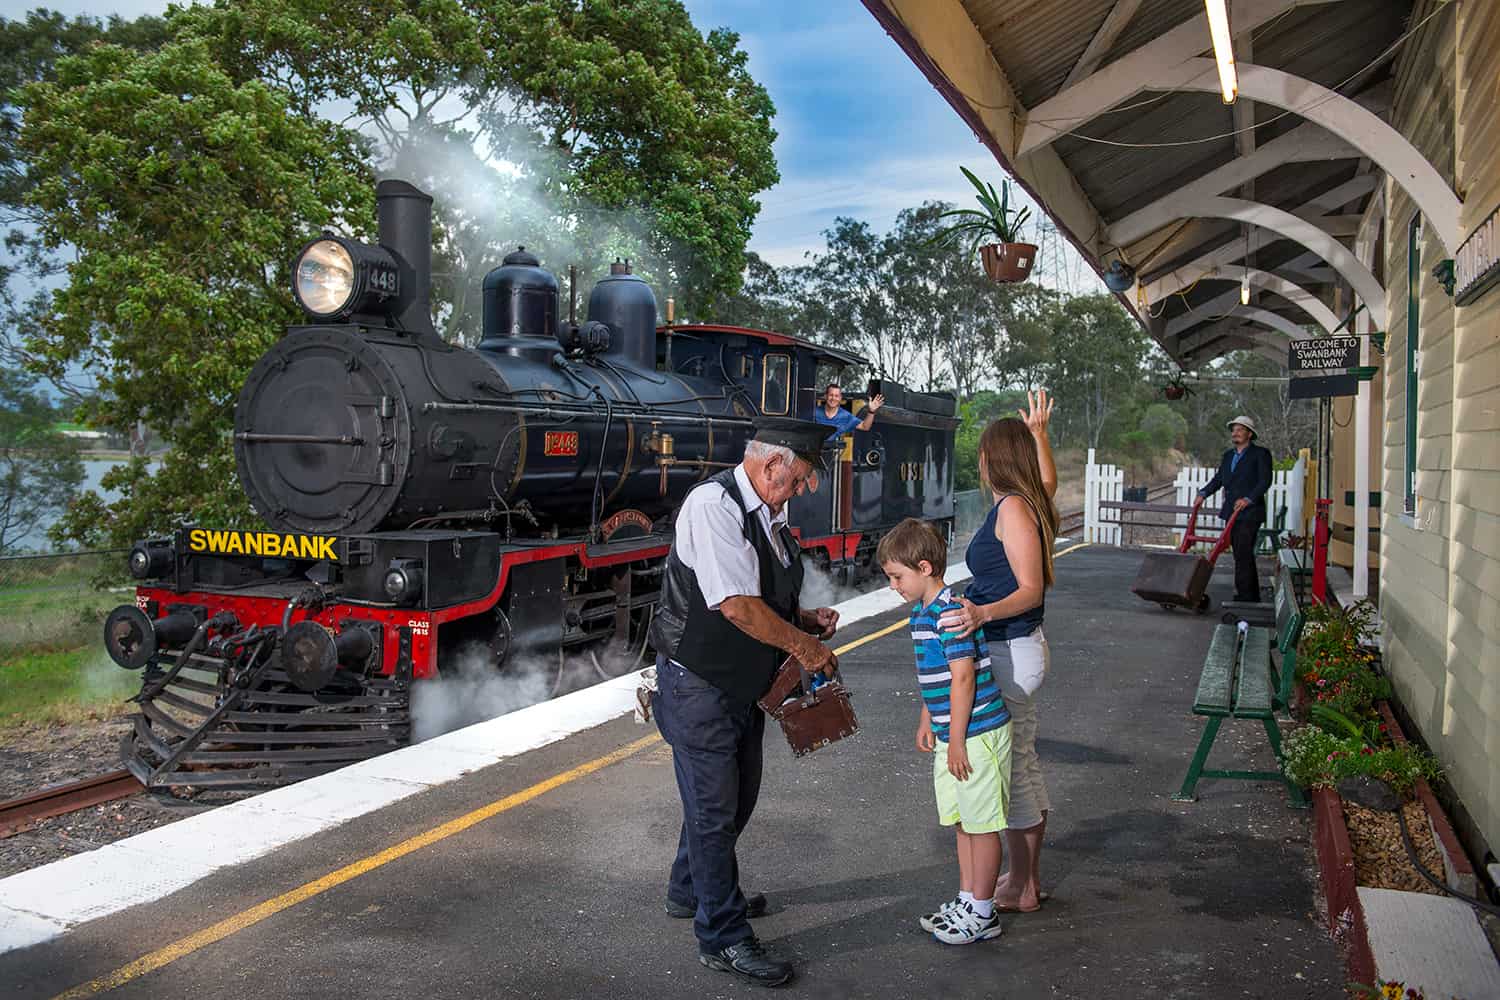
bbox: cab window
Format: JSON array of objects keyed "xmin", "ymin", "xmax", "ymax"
[{"xmin": 762, "ymin": 353, "xmax": 790, "ymax": 415}]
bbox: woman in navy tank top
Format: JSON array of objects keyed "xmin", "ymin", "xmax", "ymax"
[{"xmin": 939, "ymin": 389, "xmax": 1060, "ymax": 913}]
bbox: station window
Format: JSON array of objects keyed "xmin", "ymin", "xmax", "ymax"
[
  {"xmin": 1404, "ymin": 214, "xmax": 1421, "ymax": 518},
  {"xmin": 762, "ymin": 353, "xmax": 791, "ymax": 415}
]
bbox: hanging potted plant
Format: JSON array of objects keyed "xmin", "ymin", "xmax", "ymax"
[
  {"xmin": 930, "ymin": 167, "xmax": 1036, "ymax": 283},
  {"xmin": 1162, "ymin": 371, "xmax": 1196, "ymax": 401}
]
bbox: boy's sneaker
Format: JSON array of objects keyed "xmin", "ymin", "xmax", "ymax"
[
  {"xmin": 932, "ymin": 901, "xmax": 1003, "ymax": 945},
  {"xmin": 918, "ymin": 897, "xmax": 963, "ymax": 933}
]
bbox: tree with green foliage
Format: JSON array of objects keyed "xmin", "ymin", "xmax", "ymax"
[
  {"xmin": 175, "ymin": 0, "xmax": 778, "ymax": 328},
  {"xmin": 0, "ymin": 9, "xmax": 168, "ymax": 388},
  {"xmin": 19, "ymin": 36, "xmax": 374, "ymax": 549},
  {"xmin": 952, "ymin": 389, "xmax": 1026, "ymax": 491},
  {"xmin": 0, "ymin": 367, "xmax": 83, "ymax": 554},
  {"xmin": 1044, "ymin": 293, "xmax": 1146, "ymax": 450},
  {"xmin": 716, "ymin": 251, "xmax": 807, "ymax": 333}
]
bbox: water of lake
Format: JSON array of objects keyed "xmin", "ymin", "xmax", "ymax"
[{"xmin": 11, "ymin": 457, "xmax": 155, "ymax": 553}]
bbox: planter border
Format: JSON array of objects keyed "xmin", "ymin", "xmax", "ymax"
[
  {"xmin": 1312, "ymin": 785, "xmax": 1378, "ymax": 985},
  {"xmin": 1302, "ymin": 697, "xmax": 1480, "ymax": 989},
  {"xmin": 1376, "ymin": 701, "xmax": 1477, "ymax": 897}
]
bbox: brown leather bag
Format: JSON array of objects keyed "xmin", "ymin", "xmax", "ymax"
[{"xmin": 757, "ymin": 654, "xmax": 859, "ymax": 757}]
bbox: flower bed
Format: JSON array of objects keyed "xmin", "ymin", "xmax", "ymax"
[{"xmin": 1282, "ymin": 599, "xmax": 1482, "ymax": 994}]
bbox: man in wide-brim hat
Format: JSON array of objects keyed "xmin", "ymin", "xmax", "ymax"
[
  {"xmin": 647, "ymin": 416, "xmax": 841, "ymax": 987},
  {"xmin": 1197, "ymin": 415, "xmax": 1274, "ymax": 603}
]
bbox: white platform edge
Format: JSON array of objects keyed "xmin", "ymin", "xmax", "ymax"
[{"xmin": 0, "ymin": 559, "xmax": 972, "ymax": 954}]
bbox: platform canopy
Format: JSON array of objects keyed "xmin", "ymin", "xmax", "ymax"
[{"xmin": 861, "ymin": 0, "xmax": 1457, "ymax": 368}]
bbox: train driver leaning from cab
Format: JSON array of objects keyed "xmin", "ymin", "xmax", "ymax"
[{"xmin": 813, "ymin": 383, "xmax": 884, "ymax": 442}]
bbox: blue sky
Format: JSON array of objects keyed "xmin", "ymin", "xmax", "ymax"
[{"xmin": 28, "ymin": 0, "xmax": 1074, "ymax": 272}]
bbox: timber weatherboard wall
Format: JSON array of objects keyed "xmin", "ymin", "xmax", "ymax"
[
  {"xmin": 1377, "ymin": 0, "xmax": 1500, "ymax": 858},
  {"xmin": 1446, "ymin": 0, "xmax": 1500, "ymax": 857}
]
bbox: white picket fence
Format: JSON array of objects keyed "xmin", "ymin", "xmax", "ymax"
[
  {"xmin": 1081, "ymin": 448, "xmax": 1123, "ymax": 545},
  {"xmin": 1083, "ymin": 450, "xmax": 1306, "ymax": 549}
]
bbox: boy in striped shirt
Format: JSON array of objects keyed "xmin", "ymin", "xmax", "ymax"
[{"xmin": 877, "ymin": 518, "xmax": 1011, "ymax": 945}]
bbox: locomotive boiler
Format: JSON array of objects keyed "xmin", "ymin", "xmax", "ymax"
[{"xmin": 103, "ymin": 180, "xmax": 957, "ymax": 789}]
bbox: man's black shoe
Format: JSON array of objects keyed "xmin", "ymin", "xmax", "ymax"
[
  {"xmin": 699, "ymin": 936, "xmax": 793, "ymax": 987},
  {"xmin": 665, "ymin": 891, "xmax": 767, "ymax": 919}
]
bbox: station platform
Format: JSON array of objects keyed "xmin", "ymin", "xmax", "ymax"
[{"xmin": 3, "ymin": 546, "xmax": 1343, "ymax": 998}]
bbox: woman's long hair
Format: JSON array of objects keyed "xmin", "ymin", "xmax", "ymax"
[{"xmin": 978, "ymin": 418, "xmax": 1060, "ymax": 588}]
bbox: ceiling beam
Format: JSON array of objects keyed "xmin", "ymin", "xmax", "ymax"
[
  {"xmin": 1180, "ymin": 321, "xmax": 1290, "ymax": 353},
  {"xmin": 1086, "ymin": 60, "xmax": 1463, "ymax": 251},
  {"xmin": 1178, "ymin": 324, "xmax": 1290, "ymax": 366},
  {"xmin": 1106, "ymin": 124, "xmax": 1357, "ymax": 246},
  {"xmin": 1141, "ymin": 195, "xmax": 1386, "ymax": 325},
  {"xmin": 1018, "ymin": 0, "xmax": 1336, "ymax": 157},
  {"xmin": 1160, "ymin": 268, "xmax": 1339, "ymax": 334},
  {"xmin": 1062, "ymin": 0, "xmax": 1146, "ymax": 89},
  {"xmin": 1142, "ymin": 174, "xmax": 1378, "ymax": 300},
  {"xmin": 1167, "ymin": 303, "xmax": 1314, "ymax": 343}
]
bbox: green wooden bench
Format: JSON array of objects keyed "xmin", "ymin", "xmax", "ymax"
[{"xmin": 1174, "ymin": 569, "xmax": 1307, "ymax": 806}]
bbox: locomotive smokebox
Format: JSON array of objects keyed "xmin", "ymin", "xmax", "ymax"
[
  {"xmin": 588, "ymin": 260, "xmax": 657, "ymax": 369},
  {"xmin": 376, "ymin": 179, "xmax": 435, "ymax": 335}
]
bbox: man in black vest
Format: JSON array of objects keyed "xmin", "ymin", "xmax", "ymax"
[
  {"xmin": 1198, "ymin": 415, "xmax": 1274, "ymax": 603},
  {"xmin": 648, "ymin": 418, "xmax": 839, "ymax": 987}
]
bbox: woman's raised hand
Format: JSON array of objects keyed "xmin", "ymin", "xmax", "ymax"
[
  {"xmin": 1018, "ymin": 388, "xmax": 1055, "ymax": 437},
  {"xmin": 936, "ymin": 596, "xmax": 985, "ymax": 639}
]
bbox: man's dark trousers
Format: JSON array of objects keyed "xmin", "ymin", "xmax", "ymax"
[
  {"xmin": 653, "ymin": 656, "xmax": 763, "ymax": 954},
  {"xmin": 1231, "ymin": 510, "xmax": 1265, "ymax": 602}
]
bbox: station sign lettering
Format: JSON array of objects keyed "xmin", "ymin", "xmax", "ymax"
[
  {"xmin": 1289, "ymin": 336, "xmax": 1359, "ymax": 372},
  {"xmin": 188, "ymin": 528, "xmax": 339, "ymax": 561},
  {"xmin": 1455, "ymin": 203, "xmax": 1500, "ymax": 306}
]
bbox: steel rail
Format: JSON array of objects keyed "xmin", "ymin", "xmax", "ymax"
[{"xmin": 0, "ymin": 769, "xmax": 143, "ymax": 837}]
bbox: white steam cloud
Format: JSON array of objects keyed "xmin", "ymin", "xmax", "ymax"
[
  {"xmin": 798, "ymin": 556, "xmax": 871, "ymax": 610},
  {"xmin": 411, "ymin": 641, "xmax": 647, "ymax": 742}
]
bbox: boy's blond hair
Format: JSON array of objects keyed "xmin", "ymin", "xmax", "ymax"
[{"xmin": 876, "ymin": 518, "xmax": 947, "ymax": 574}]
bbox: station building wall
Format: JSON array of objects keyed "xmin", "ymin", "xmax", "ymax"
[{"xmin": 1377, "ymin": 0, "xmax": 1500, "ymax": 861}]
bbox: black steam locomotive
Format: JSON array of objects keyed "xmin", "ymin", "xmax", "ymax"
[{"xmin": 103, "ymin": 180, "xmax": 957, "ymax": 788}]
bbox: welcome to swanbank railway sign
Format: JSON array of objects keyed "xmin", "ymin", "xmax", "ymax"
[{"xmin": 1289, "ymin": 336, "xmax": 1360, "ymax": 372}]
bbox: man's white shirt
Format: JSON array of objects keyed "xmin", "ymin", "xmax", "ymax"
[{"xmin": 674, "ymin": 463, "xmax": 791, "ymax": 610}]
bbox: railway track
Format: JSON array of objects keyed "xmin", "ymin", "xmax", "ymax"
[
  {"xmin": 1058, "ymin": 479, "xmax": 1176, "ymax": 537},
  {"xmin": 0, "ymin": 769, "xmax": 143, "ymax": 837}
]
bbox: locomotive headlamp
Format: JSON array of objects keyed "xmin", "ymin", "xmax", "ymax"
[
  {"xmin": 292, "ymin": 235, "xmax": 401, "ymax": 321},
  {"xmin": 382, "ymin": 558, "xmax": 424, "ymax": 605}
]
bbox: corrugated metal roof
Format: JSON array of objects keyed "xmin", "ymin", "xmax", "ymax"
[{"xmin": 966, "ymin": 0, "xmax": 1131, "ymax": 109}]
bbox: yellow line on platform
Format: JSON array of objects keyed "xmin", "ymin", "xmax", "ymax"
[
  {"xmin": 1054, "ymin": 542, "xmax": 1090, "ymax": 559},
  {"xmin": 832, "ymin": 619, "xmax": 908, "ymax": 655},
  {"xmin": 50, "ymin": 733, "xmax": 662, "ymax": 1000}
]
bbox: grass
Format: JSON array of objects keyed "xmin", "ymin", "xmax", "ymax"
[
  {"xmin": 0, "ymin": 556, "xmax": 130, "ymax": 656},
  {"xmin": 0, "ymin": 646, "xmax": 139, "ymax": 729}
]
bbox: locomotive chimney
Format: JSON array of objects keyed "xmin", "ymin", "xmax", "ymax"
[{"xmin": 376, "ymin": 179, "xmax": 435, "ymax": 335}]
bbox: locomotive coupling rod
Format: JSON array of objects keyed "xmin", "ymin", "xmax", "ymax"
[{"xmin": 236, "ymin": 432, "xmax": 365, "ymax": 445}]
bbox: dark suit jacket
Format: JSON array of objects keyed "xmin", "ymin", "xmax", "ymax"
[{"xmin": 1199, "ymin": 443, "xmax": 1273, "ymax": 521}]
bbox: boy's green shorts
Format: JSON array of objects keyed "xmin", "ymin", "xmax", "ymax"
[{"xmin": 932, "ymin": 723, "xmax": 1012, "ymax": 834}]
